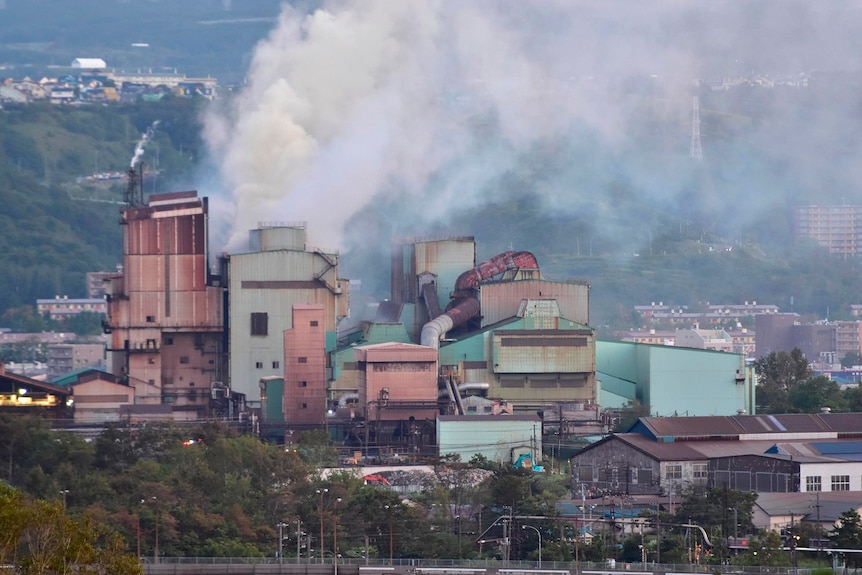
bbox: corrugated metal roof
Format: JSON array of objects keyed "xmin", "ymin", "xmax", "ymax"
[{"xmin": 632, "ymin": 413, "xmax": 862, "ymax": 440}]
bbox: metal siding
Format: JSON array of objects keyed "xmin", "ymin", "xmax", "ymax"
[
  {"xmin": 480, "ymin": 280, "xmax": 590, "ymax": 327},
  {"xmin": 413, "ymin": 239, "xmax": 475, "ymax": 311},
  {"xmin": 228, "ymin": 246, "xmax": 346, "ymax": 404},
  {"xmin": 493, "ymin": 331, "xmax": 596, "ymax": 373},
  {"xmin": 438, "ymin": 417, "xmax": 540, "ymax": 463}
]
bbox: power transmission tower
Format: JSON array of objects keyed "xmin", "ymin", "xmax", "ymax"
[{"xmin": 690, "ymin": 96, "xmax": 703, "ymax": 161}]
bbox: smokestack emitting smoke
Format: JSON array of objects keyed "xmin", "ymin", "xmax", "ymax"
[
  {"xmin": 130, "ymin": 121, "xmax": 160, "ymax": 168},
  {"xmin": 203, "ymin": 1, "xmax": 862, "ymax": 255}
]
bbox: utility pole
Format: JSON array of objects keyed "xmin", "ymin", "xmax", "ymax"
[{"xmin": 296, "ymin": 519, "xmax": 302, "ymax": 564}]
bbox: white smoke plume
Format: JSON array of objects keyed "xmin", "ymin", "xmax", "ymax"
[
  {"xmin": 203, "ymin": 1, "xmax": 862, "ymax": 255},
  {"xmin": 130, "ymin": 120, "xmax": 161, "ymax": 168}
]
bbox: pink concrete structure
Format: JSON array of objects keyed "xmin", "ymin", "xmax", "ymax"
[
  {"xmin": 356, "ymin": 343, "xmax": 438, "ymax": 423},
  {"xmin": 105, "ymin": 191, "xmax": 225, "ymax": 416},
  {"xmin": 283, "ymin": 305, "xmax": 327, "ymax": 425}
]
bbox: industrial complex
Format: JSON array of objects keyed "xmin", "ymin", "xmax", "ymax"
[{"xmin": 2, "ymin": 171, "xmax": 757, "ymax": 468}]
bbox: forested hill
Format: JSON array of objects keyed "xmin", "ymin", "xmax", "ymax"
[
  {"xmin": 0, "ymin": 99, "xmax": 204, "ymax": 319},
  {"xmin": 2, "ymin": 93, "xmax": 862, "ymax": 331}
]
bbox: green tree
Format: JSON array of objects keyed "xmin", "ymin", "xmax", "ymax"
[
  {"xmin": 829, "ymin": 510, "xmax": 862, "ymax": 568},
  {"xmin": 844, "ymin": 384, "xmax": 862, "ymax": 412},
  {"xmin": 787, "ymin": 375, "xmax": 847, "ymax": 413},
  {"xmin": 735, "ymin": 530, "xmax": 788, "ymax": 566},
  {"xmin": 754, "ymin": 348, "xmax": 812, "ymax": 413},
  {"xmin": 0, "ymin": 485, "xmax": 142, "ymax": 575},
  {"xmin": 840, "ymin": 351, "xmax": 862, "ymax": 368},
  {"xmin": 614, "ymin": 399, "xmax": 650, "ymax": 432}
]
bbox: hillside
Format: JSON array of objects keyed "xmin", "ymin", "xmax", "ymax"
[
  {"xmin": 0, "ymin": 98, "xmax": 204, "ymax": 317},
  {"xmin": 2, "ymin": 87, "xmax": 862, "ymax": 330}
]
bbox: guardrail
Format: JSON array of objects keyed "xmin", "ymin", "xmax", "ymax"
[{"xmin": 139, "ymin": 558, "xmax": 821, "ymax": 575}]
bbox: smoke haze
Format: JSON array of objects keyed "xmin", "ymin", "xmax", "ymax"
[{"xmin": 202, "ymin": 1, "xmax": 862, "ymax": 270}]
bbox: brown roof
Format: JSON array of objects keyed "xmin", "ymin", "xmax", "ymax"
[
  {"xmin": 598, "ymin": 434, "xmax": 862, "ymax": 463},
  {"xmin": 634, "ymin": 413, "xmax": 862, "ymax": 440}
]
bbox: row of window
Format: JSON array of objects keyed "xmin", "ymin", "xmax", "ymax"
[
  {"xmin": 253, "ymin": 359, "xmax": 313, "ymax": 368},
  {"xmin": 806, "ymin": 475, "xmax": 852, "ymax": 491},
  {"xmin": 665, "ymin": 464, "xmax": 708, "ymax": 480}
]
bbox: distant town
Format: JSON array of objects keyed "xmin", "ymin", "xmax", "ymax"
[{"xmin": 0, "ymin": 57, "xmax": 217, "ymax": 105}]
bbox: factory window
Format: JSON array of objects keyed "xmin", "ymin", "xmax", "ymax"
[
  {"xmin": 146, "ymin": 315, "xmax": 155, "ymax": 322},
  {"xmin": 179, "ymin": 356, "xmax": 189, "ymax": 364},
  {"xmin": 298, "ymin": 357, "xmax": 308, "ymax": 364},
  {"xmin": 272, "ymin": 361, "xmax": 280, "ymax": 369},
  {"xmin": 165, "ymin": 337, "xmax": 173, "ymax": 345},
  {"xmin": 832, "ymin": 475, "xmax": 850, "ymax": 491},
  {"xmin": 310, "ymin": 320, "xmax": 319, "ymax": 327},
  {"xmin": 693, "ymin": 464, "xmax": 708, "ymax": 480},
  {"xmin": 806, "ymin": 476, "xmax": 822, "ymax": 492},
  {"xmin": 665, "ymin": 465, "xmax": 682, "ymax": 480},
  {"xmin": 251, "ymin": 312, "xmax": 268, "ymax": 336},
  {"xmin": 299, "ymin": 381, "xmax": 307, "ymax": 387},
  {"xmin": 301, "ymin": 403, "xmax": 307, "ymax": 409},
  {"xmin": 255, "ymin": 362, "xmax": 263, "ymax": 369}
]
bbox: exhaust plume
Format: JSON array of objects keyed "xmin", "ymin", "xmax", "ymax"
[
  {"xmin": 130, "ymin": 121, "xmax": 160, "ymax": 168},
  {"xmin": 203, "ymin": 1, "xmax": 862, "ymax": 259}
]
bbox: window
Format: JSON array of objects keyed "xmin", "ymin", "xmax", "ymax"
[
  {"xmin": 165, "ymin": 337, "xmax": 174, "ymax": 345},
  {"xmin": 272, "ymin": 361, "xmax": 280, "ymax": 369},
  {"xmin": 806, "ymin": 476, "xmax": 822, "ymax": 492},
  {"xmin": 299, "ymin": 381, "xmax": 307, "ymax": 387},
  {"xmin": 251, "ymin": 312, "xmax": 268, "ymax": 336},
  {"xmin": 298, "ymin": 357, "xmax": 308, "ymax": 364},
  {"xmin": 179, "ymin": 356, "xmax": 189, "ymax": 364},
  {"xmin": 831, "ymin": 475, "xmax": 850, "ymax": 491},
  {"xmin": 693, "ymin": 464, "xmax": 708, "ymax": 480},
  {"xmin": 666, "ymin": 465, "xmax": 682, "ymax": 480},
  {"xmin": 301, "ymin": 403, "xmax": 307, "ymax": 409},
  {"xmin": 255, "ymin": 362, "xmax": 263, "ymax": 369},
  {"xmin": 146, "ymin": 315, "xmax": 155, "ymax": 322},
  {"xmin": 310, "ymin": 320, "xmax": 319, "ymax": 327}
]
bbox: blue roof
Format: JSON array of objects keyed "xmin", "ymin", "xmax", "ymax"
[
  {"xmin": 811, "ymin": 441, "xmax": 862, "ymax": 455},
  {"xmin": 50, "ymin": 366, "xmax": 112, "ymax": 387}
]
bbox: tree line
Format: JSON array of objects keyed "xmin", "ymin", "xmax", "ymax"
[
  {"xmin": 754, "ymin": 348, "xmax": 862, "ymax": 413},
  {"xmin": 2, "ymin": 414, "xmax": 862, "ymax": 569}
]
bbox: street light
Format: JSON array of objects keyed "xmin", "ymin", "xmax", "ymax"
[
  {"xmin": 277, "ymin": 522, "xmax": 288, "ymax": 564},
  {"xmin": 522, "ymin": 524, "xmax": 542, "ymax": 568},
  {"xmin": 59, "ymin": 489, "xmax": 69, "ymax": 510},
  {"xmin": 384, "ymin": 504, "xmax": 394, "ymax": 564},
  {"xmin": 296, "ymin": 519, "xmax": 303, "ymax": 565},
  {"xmin": 333, "ymin": 498, "xmax": 342, "ymax": 575},
  {"xmin": 151, "ymin": 496, "xmax": 159, "ymax": 563},
  {"xmin": 455, "ymin": 515, "xmax": 462, "ymax": 558},
  {"xmin": 316, "ymin": 488, "xmax": 328, "ymax": 564}
]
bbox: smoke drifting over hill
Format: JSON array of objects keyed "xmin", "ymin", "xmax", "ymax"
[{"xmin": 202, "ymin": 1, "xmax": 862, "ymax": 265}]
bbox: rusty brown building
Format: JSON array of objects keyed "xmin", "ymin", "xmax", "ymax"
[{"xmin": 104, "ymin": 190, "xmax": 227, "ymax": 419}]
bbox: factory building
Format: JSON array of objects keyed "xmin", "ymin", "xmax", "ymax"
[
  {"xmin": 597, "ymin": 340, "xmax": 754, "ymax": 417},
  {"xmin": 225, "ymin": 223, "xmax": 349, "ymax": 409},
  {"xmin": 316, "ymin": 237, "xmax": 599, "ymax": 458},
  {"xmin": 104, "ymin": 177, "xmax": 228, "ymax": 419}
]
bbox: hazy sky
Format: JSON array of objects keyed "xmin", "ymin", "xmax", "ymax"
[{"xmin": 200, "ymin": 1, "xmax": 862, "ymax": 259}]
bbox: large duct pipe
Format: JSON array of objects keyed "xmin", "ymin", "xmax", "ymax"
[
  {"xmin": 454, "ymin": 251, "xmax": 539, "ymax": 295},
  {"xmin": 420, "ymin": 251, "xmax": 539, "ymax": 347},
  {"xmin": 420, "ymin": 297, "xmax": 480, "ymax": 348}
]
